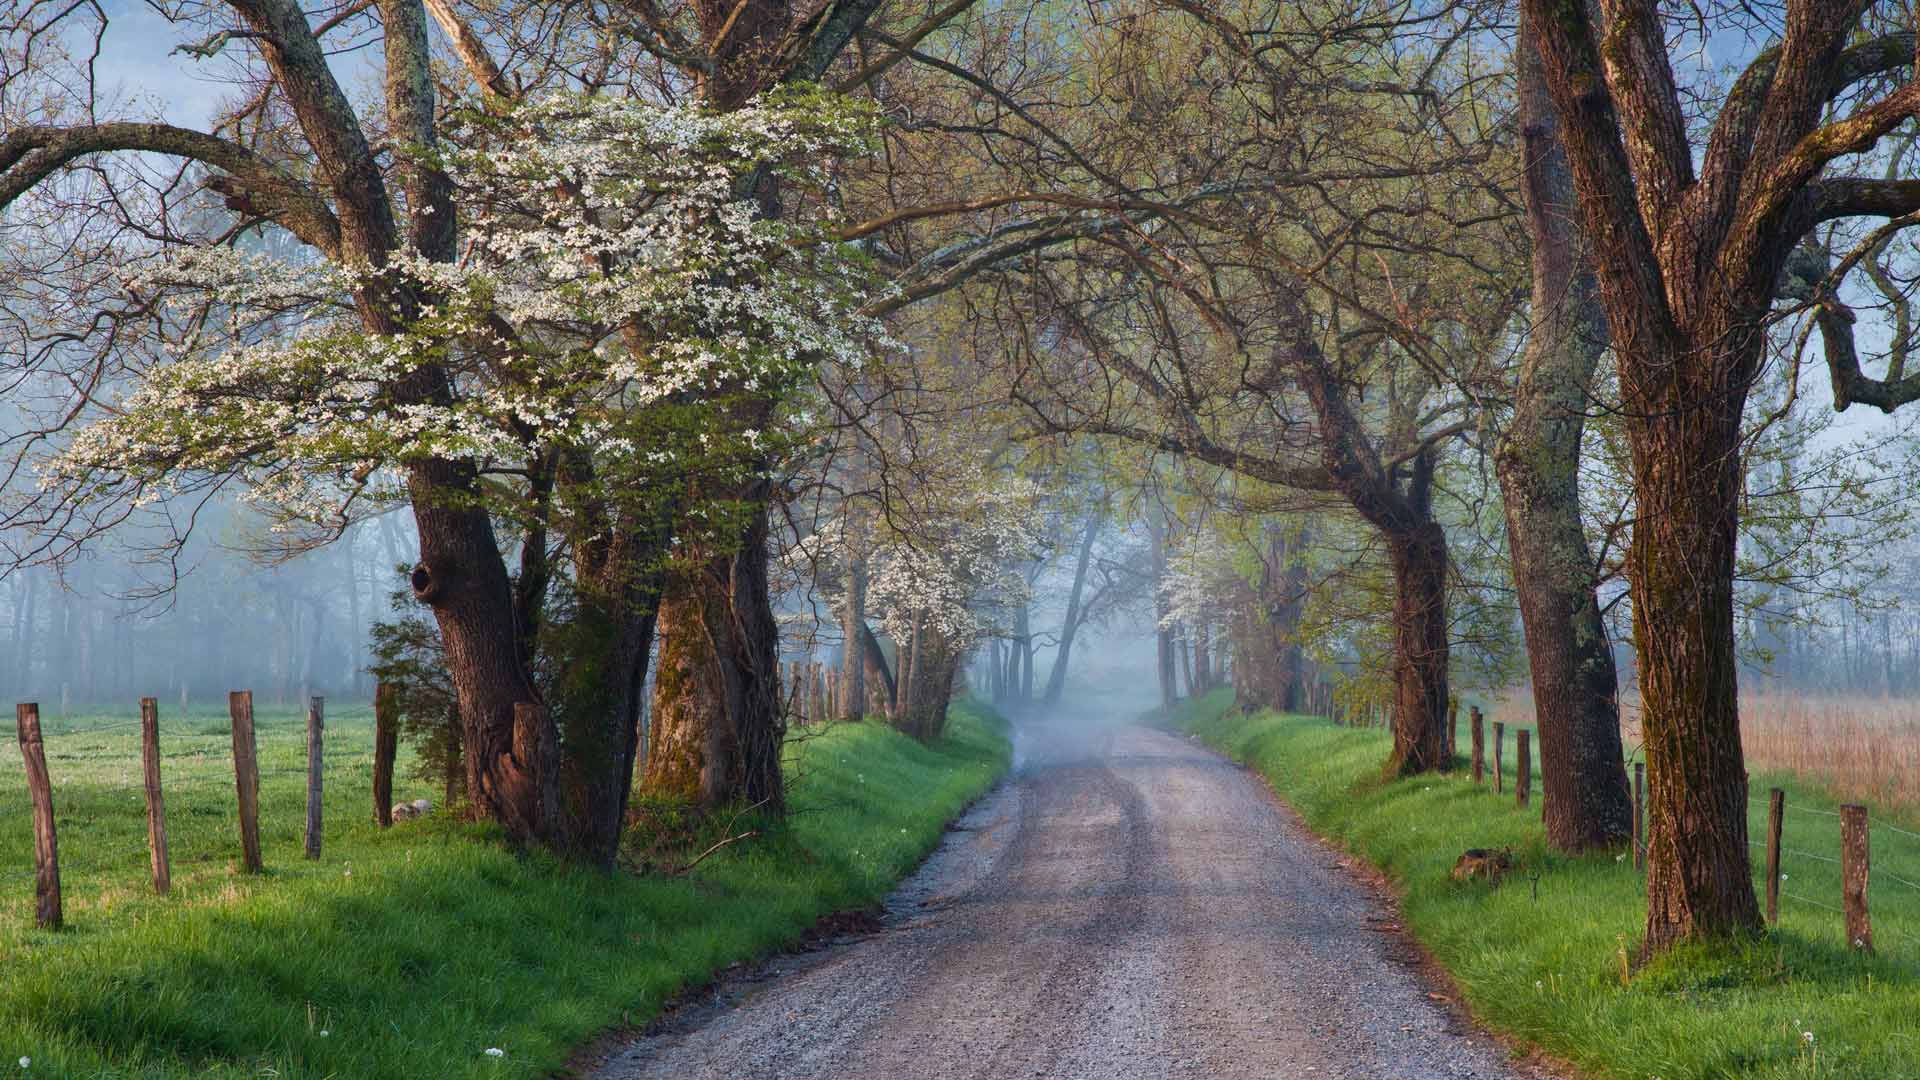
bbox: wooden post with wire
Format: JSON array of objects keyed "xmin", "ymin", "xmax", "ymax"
[
  {"xmin": 140, "ymin": 697, "xmax": 171, "ymax": 894},
  {"xmin": 1765, "ymin": 787, "xmax": 1784, "ymax": 924},
  {"xmin": 373, "ymin": 682, "xmax": 398, "ymax": 827},
  {"xmin": 1492, "ymin": 722, "xmax": 1505, "ymax": 795},
  {"xmin": 1470, "ymin": 706, "xmax": 1484, "ymax": 784},
  {"xmin": 16, "ymin": 703, "xmax": 61, "ymax": 929},
  {"xmin": 1516, "ymin": 729, "xmax": 1532, "ymax": 809},
  {"xmin": 1841, "ymin": 804, "xmax": 1872, "ymax": 951},
  {"xmin": 228, "ymin": 691, "xmax": 263, "ymax": 873},
  {"xmin": 304, "ymin": 696, "xmax": 325, "ymax": 860}
]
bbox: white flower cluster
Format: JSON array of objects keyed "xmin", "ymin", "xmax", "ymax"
[
  {"xmin": 796, "ymin": 473, "xmax": 1045, "ymax": 650},
  {"xmin": 41, "ymin": 90, "xmax": 887, "ymax": 528},
  {"xmin": 1157, "ymin": 533, "xmax": 1244, "ymax": 630}
]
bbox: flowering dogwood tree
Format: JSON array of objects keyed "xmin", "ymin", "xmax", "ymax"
[
  {"xmin": 791, "ymin": 465, "xmax": 1043, "ymax": 738},
  {"xmin": 36, "ymin": 92, "xmax": 882, "ymax": 537},
  {"xmin": 0, "ymin": 0, "xmax": 891, "ymax": 859}
]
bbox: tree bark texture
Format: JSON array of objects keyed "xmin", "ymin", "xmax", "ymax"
[
  {"xmin": 1385, "ymin": 521, "xmax": 1451, "ymax": 775},
  {"xmin": 1493, "ymin": 27, "xmax": 1633, "ymax": 853},
  {"xmin": 644, "ymin": 498, "xmax": 786, "ymax": 813}
]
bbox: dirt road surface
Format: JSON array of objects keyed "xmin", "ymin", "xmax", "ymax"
[{"xmin": 591, "ymin": 715, "xmax": 1552, "ymax": 1080}]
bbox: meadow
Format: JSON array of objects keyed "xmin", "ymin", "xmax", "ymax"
[
  {"xmin": 0, "ymin": 698, "xmax": 1010, "ymax": 1078},
  {"xmin": 1173, "ymin": 689, "xmax": 1920, "ymax": 1080}
]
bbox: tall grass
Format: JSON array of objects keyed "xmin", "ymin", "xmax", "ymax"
[
  {"xmin": 0, "ymin": 699, "xmax": 1010, "ymax": 1078},
  {"xmin": 1740, "ymin": 694, "xmax": 1920, "ymax": 811},
  {"xmin": 1489, "ymin": 687, "xmax": 1920, "ymax": 817}
]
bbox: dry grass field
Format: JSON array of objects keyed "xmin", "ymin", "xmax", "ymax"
[{"xmin": 1487, "ymin": 687, "xmax": 1920, "ymax": 816}]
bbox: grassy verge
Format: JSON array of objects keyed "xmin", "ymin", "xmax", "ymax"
[
  {"xmin": 2, "ymin": 699, "xmax": 1010, "ymax": 1078},
  {"xmin": 1167, "ymin": 688, "xmax": 1920, "ymax": 1080}
]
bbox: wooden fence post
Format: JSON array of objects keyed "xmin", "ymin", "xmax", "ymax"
[
  {"xmin": 1446, "ymin": 698, "xmax": 1458, "ymax": 760},
  {"xmin": 305, "ymin": 696, "xmax": 325, "ymax": 860},
  {"xmin": 1516, "ymin": 729, "xmax": 1532, "ymax": 809},
  {"xmin": 1493, "ymin": 722, "xmax": 1505, "ymax": 795},
  {"xmin": 373, "ymin": 682, "xmax": 398, "ymax": 828},
  {"xmin": 228, "ymin": 691, "xmax": 263, "ymax": 873},
  {"xmin": 140, "ymin": 698, "xmax": 171, "ymax": 894},
  {"xmin": 1633, "ymin": 763, "xmax": 1646, "ymax": 870},
  {"xmin": 1841, "ymin": 804, "xmax": 1872, "ymax": 951},
  {"xmin": 16, "ymin": 703, "xmax": 61, "ymax": 929},
  {"xmin": 1470, "ymin": 707, "xmax": 1485, "ymax": 784},
  {"xmin": 1765, "ymin": 787, "xmax": 1784, "ymax": 924}
]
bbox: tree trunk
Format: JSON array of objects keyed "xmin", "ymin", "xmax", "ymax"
[
  {"xmin": 644, "ymin": 502, "xmax": 787, "ymax": 814},
  {"xmin": 553, "ymin": 519, "xmax": 661, "ymax": 863},
  {"xmin": 1493, "ymin": 28, "xmax": 1633, "ymax": 853},
  {"xmin": 860, "ymin": 622, "xmax": 897, "ymax": 709},
  {"xmin": 1631, "ymin": 337, "xmax": 1762, "ymax": 954},
  {"xmin": 711, "ymin": 504, "xmax": 787, "ymax": 812},
  {"xmin": 840, "ymin": 543, "xmax": 868, "ymax": 720},
  {"xmin": 1194, "ymin": 623, "xmax": 1212, "ymax": 690},
  {"xmin": 1042, "ymin": 515, "xmax": 1101, "ymax": 704},
  {"xmin": 1385, "ymin": 520, "xmax": 1451, "ymax": 776},
  {"xmin": 1152, "ymin": 524, "xmax": 1177, "ymax": 708},
  {"xmin": 899, "ymin": 622, "xmax": 959, "ymax": 740},
  {"xmin": 1245, "ymin": 529, "xmax": 1308, "ymax": 712},
  {"xmin": 645, "ymin": 583, "xmax": 726, "ymax": 804},
  {"xmin": 407, "ymin": 461, "xmax": 551, "ymax": 842},
  {"xmin": 1177, "ymin": 625, "xmax": 1195, "ymax": 698},
  {"xmin": 1012, "ymin": 603, "xmax": 1034, "ymax": 701}
]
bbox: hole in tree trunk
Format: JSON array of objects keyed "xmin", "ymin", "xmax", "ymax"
[{"xmin": 411, "ymin": 562, "xmax": 445, "ymax": 605}]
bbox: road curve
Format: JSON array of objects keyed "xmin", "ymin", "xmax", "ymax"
[{"xmin": 592, "ymin": 716, "xmax": 1551, "ymax": 1080}]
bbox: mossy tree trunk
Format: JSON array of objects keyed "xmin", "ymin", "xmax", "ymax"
[
  {"xmin": 1493, "ymin": 26, "xmax": 1632, "ymax": 854},
  {"xmin": 643, "ymin": 500, "xmax": 787, "ymax": 814}
]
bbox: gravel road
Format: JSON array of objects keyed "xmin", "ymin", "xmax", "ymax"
[{"xmin": 591, "ymin": 715, "xmax": 1554, "ymax": 1080}]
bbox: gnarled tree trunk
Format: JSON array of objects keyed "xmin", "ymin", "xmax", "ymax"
[
  {"xmin": 644, "ymin": 500, "xmax": 787, "ymax": 813},
  {"xmin": 407, "ymin": 463, "xmax": 550, "ymax": 841}
]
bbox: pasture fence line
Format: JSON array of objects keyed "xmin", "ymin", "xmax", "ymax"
[
  {"xmin": 1303, "ymin": 700, "xmax": 1920, "ymax": 957},
  {"xmin": 1743, "ymin": 785, "xmax": 1920, "ymax": 955},
  {"xmin": 10, "ymin": 690, "xmax": 351, "ymax": 932}
]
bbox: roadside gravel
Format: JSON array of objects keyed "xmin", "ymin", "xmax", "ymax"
[{"xmin": 591, "ymin": 716, "xmax": 1559, "ymax": 1080}]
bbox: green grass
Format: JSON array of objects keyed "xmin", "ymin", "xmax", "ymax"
[
  {"xmin": 1, "ymin": 698, "xmax": 1010, "ymax": 1078},
  {"xmin": 1167, "ymin": 688, "xmax": 1920, "ymax": 1080}
]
